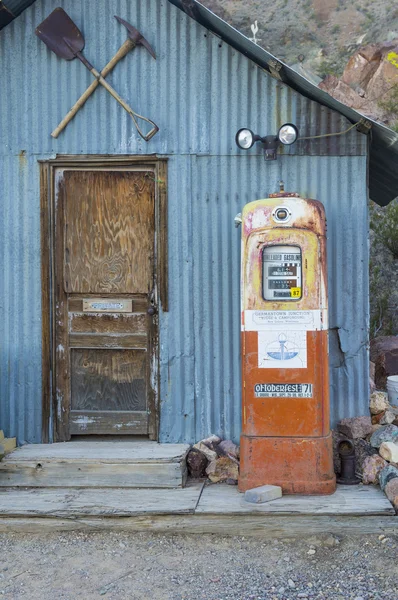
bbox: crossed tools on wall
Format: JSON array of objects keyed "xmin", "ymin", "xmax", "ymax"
[{"xmin": 36, "ymin": 8, "xmax": 159, "ymax": 141}]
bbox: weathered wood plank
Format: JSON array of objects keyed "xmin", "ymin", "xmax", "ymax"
[
  {"xmin": 0, "ymin": 514, "xmax": 397, "ymax": 536},
  {"xmin": 197, "ymin": 483, "xmax": 395, "ymax": 515},
  {"xmin": 70, "ymin": 349, "xmax": 147, "ymax": 412},
  {"xmin": 0, "ymin": 442, "xmax": 190, "ymax": 463},
  {"xmin": 69, "ymin": 334, "xmax": 147, "ymax": 348},
  {"xmin": 69, "ymin": 411, "xmax": 148, "ymax": 435},
  {"xmin": 70, "ymin": 313, "xmax": 147, "ymax": 334},
  {"xmin": 40, "ymin": 162, "xmax": 51, "ymax": 443},
  {"xmin": 0, "ymin": 461, "xmax": 186, "ymax": 488},
  {"xmin": 0, "ymin": 484, "xmax": 204, "ymax": 517}
]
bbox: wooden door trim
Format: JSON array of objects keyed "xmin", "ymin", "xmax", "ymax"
[{"xmin": 40, "ymin": 156, "xmax": 168, "ymax": 442}]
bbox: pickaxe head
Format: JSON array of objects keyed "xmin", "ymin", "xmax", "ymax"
[{"xmin": 114, "ymin": 16, "xmax": 156, "ymax": 59}]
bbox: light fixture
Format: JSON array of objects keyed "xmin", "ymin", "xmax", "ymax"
[{"xmin": 235, "ymin": 123, "xmax": 299, "ymax": 160}]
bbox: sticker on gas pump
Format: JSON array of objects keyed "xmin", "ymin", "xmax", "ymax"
[{"xmin": 254, "ymin": 383, "xmax": 313, "ymax": 398}]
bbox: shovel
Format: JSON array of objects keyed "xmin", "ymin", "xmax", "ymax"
[{"xmin": 35, "ymin": 8, "xmax": 158, "ymax": 141}]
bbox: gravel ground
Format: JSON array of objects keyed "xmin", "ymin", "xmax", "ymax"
[{"xmin": 0, "ymin": 531, "xmax": 397, "ymax": 600}]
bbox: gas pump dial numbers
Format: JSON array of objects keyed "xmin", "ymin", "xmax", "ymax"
[{"xmin": 262, "ymin": 245, "xmax": 302, "ymax": 301}]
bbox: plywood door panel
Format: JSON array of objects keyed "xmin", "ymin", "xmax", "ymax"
[
  {"xmin": 54, "ymin": 168, "xmax": 157, "ymax": 438},
  {"xmin": 63, "ymin": 171, "xmax": 154, "ymax": 294},
  {"xmin": 71, "ymin": 349, "xmax": 147, "ymax": 412}
]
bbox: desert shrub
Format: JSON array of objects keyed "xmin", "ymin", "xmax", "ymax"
[{"xmin": 370, "ymin": 199, "xmax": 398, "ymax": 259}]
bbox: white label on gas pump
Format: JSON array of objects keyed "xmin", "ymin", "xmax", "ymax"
[
  {"xmin": 243, "ymin": 309, "xmax": 326, "ymax": 331},
  {"xmin": 257, "ymin": 330, "xmax": 307, "ymax": 369},
  {"xmin": 254, "ymin": 383, "xmax": 313, "ymax": 398}
]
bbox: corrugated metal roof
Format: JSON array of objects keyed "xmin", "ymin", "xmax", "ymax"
[
  {"xmin": 0, "ymin": 0, "xmax": 35, "ymax": 27},
  {"xmin": 169, "ymin": 0, "xmax": 398, "ymax": 207},
  {"xmin": 2, "ymin": 0, "xmax": 396, "ymax": 204}
]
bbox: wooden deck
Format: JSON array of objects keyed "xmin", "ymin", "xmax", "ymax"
[{"xmin": 0, "ymin": 483, "xmax": 395, "ymax": 536}]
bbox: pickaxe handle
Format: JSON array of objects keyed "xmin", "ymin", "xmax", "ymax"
[
  {"xmin": 52, "ymin": 38, "xmax": 135, "ymax": 138},
  {"xmin": 51, "ymin": 40, "xmax": 159, "ymax": 141}
]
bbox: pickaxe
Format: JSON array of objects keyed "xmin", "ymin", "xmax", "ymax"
[{"xmin": 50, "ymin": 16, "xmax": 158, "ymax": 140}]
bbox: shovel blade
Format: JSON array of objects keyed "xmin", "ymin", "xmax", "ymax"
[{"xmin": 35, "ymin": 7, "xmax": 85, "ymax": 60}]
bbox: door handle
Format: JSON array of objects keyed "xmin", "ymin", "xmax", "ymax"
[{"xmin": 147, "ymin": 306, "xmax": 157, "ymax": 316}]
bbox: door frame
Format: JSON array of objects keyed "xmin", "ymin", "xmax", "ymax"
[{"xmin": 40, "ymin": 155, "xmax": 168, "ymax": 443}]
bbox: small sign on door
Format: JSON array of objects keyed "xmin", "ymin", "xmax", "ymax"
[{"xmin": 83, "ymin": 299, "xmax": 132, "ymax": 313}]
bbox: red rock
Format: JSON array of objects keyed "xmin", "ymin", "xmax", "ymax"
[
  {"xmin": 186, "ymin": 448, "xmax": 208, "ymax": 478},
  {"xmin": 370, "ymin": 337, "xmax": 398, "ymax": 390},
  {"xmin": 337, "ymin": 416, "xmax": 373, "ymax": 440},
  {"xmin": 372, "ymin": 412, "xmax": 385, "ymax": 425},
  {"xmin": 362, "ymin": 455, "xmax": 388, "ymax": 484},
  {"xmin": 384, "ymin": 478, "xmax": 398, "ymax": 510}
]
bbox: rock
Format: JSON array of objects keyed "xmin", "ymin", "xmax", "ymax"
[
  {"xmin": 332, "ymin": 429, "xmax": 348, "ymax": 474},
  {"xmin": 370, "ymin": 391, "xmax": 390, "ymax": 415},
  {"xmin": 244, "ymin": 484, "xmax": 282, "ymax": 504},
  {"xmin": 370, "ymin": 424, "xmax": 398, "ymax": 448},
  {"xmin": 200, "ymin": 434, "xmax": 221, "ymax": 450},
  {"xmin": 370, "ymin": 337, "xmax": 398, "ymax": 390},
  {"xmin": 380, "ymin": 410, "xmax": 396, "ymax": 425},
  {"xmin": 217, "ymin": 440, "xmax": 239, "ymax": 459},
  {"xmin": 353, "ymin": 438, "xmax": 379, "ymax": 475},
  {"xmin": 370, "ymin": 361, "xmax": 376, "ymax": 381},
  {"xmin": 206, "ymin": 456, "xmax": 239, "ymax": 483},
  {"xmin": 384, "ymin": 478, "xmax": 398, "ymax": 509},
  {"xmin": 370, "ymin": 361, "xmax": 376, "ymax": 394},
  {"xmin": 192, "ymin": 442, "xmax": 217, "ymax": 462},
  {"xmin": 372, "ymin": 411, "xmax": 386, "ymax": 425},
  {"xmin": 225, "ymin": 478, "xmax": 238, "ymax": 486},
  {"xmin": 362, "ymin": 455, "xmax": 388, "ymax": 484},
  {"xmin": 379, "ymin": 465, "xmax": 398, "ymax": 491},
  {"xmin": 379, "ymin": 441, "xmax": 398, "ymax": 463},
  {"xmin": 186, "ymin": 448, "xmax": 208, "ymax": 478},
  {"xmin": 337, "ymin": 416, "xmax": 373, "ymax": 440}
]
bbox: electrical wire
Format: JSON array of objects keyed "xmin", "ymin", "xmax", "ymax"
[{"xmin": 297, "ymin": 121, "xmax": 359, "ymax": 141}]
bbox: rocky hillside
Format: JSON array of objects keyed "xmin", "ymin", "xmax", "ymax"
[
  {"xmin": 201, "ymin": 0, "xmax": 398, "ymax": 78},
  {"xmin": 201, "ymin": 0, "xmax": 398, "ymax": 128}
]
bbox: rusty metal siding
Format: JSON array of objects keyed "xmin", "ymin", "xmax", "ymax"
[{"xmin": 0, "ymin": 0, "xmax": 368, "ymax": 444}]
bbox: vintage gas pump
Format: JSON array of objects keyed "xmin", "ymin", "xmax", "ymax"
[{"xmin": 238, "ymin": 185, "xmax": 336, "ymax": 495}]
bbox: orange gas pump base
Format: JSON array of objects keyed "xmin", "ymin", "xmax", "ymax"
[{"xmin": 239, "ymin": 433, "xmax": 336, "ymax": 495}]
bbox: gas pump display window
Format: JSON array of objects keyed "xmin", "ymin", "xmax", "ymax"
[{"xmin": 262, "ymin": 245, "xmax": 302, "ymax": 301}]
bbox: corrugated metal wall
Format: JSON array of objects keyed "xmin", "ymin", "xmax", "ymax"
[{"xmin": 0, "ymin": 0, "xmax": 369, "ymax": 444}]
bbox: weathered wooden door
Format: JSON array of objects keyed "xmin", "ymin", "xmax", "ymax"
[{"xmin": 54, "ymin": 169, "xmax": 157, "ymax": 439}]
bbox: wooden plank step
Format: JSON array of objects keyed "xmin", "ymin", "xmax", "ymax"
[
  {"xmin": 0, "ymin": 432, "xmax": 16, "ymax": 460},
  {"xmin": 196, "ymin": 483, "xmax": 395, "ymax": 516},
  {"xmin": 0, "ymin": 442, "xmax": 190, "ymax": 488},
  {"xmin": 0, "ymin": 483, "xmax": 204, "ymax": 517}
]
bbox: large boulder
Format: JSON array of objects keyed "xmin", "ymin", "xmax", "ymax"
[
  {"xmin": 186, "ymin": 448, "xmax": 208, "ymax": 478},
  {"xmin": 370, "ymin": 391, "xmax": 390, "ymax": 415},
  {"xmin": 370, "ymin": 424, "xmax": 398, "ymax": 448},
  {"xmin": 379, "ymin": 464, "xmax": 398, "ymax": 491},
  {"xmin": 370, "ymin": 337, "xmax": 398, "ymax": 390},
  {"xmin": 362, "ymin": 455, "xmax": 388, "ymax": 485},
  {"xmin": 319, "ymin": 40, "xmax": 398, "ymax": 126},
  {"xmin": 337, "ymin": 416, "xmax": 373, "ymax": 440}
]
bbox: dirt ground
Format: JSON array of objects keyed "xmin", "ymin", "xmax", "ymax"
[{"xmin": 0, "ymin": 530, "xmax": 398, "ymax": 600}]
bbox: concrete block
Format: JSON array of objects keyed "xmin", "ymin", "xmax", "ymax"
[{"xmin": 244, "ymin": 484, "xmax": 282, "ymax": 504}]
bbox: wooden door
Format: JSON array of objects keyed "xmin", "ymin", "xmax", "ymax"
[{"xmin": 54, "ymin": 169, "xmax": 157, "ymax": 439}]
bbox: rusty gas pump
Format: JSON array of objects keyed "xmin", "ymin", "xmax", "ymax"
[{"xmin": 238, "ymin": 185, "xmax": 336, "ymax": 495}]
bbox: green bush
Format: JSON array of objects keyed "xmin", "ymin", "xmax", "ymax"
[{"xmin": 370, "ymin": 199, "xmax": 398, "ymax": 259}]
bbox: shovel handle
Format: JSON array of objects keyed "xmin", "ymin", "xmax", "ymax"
[
  {"xmin": 52, "ymin": 39, "xmax": 136, "ymax": 138},
  {"xmin": 91, "ymin": 66, "xmax": 159, "ymax": 142}
]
